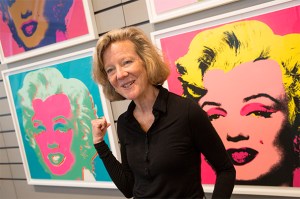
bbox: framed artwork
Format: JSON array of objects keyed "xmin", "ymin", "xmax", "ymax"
[
  {"xmin": 1, "ymin": 48, "xmax": 119, "ymax": 188},
  {"xmin": 152, "ymin": 0, "xmax": 300, "ymax": 197},
  {"xmin": 0, "ymin": 0, "xmax": 98, "ymax": 64},
  {"xmin": 145, "ymin": 0, "xmax": 238, "ymax": 23}
]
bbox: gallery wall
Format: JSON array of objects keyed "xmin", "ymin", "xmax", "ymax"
[{"xmin": 0, "ymin": 0, "xmax": 298, "ymax": 198}]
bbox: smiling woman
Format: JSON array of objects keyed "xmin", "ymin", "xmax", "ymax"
[{"xmin": 91, "ymin": 27, "xmax": 236, "ymax": 199}]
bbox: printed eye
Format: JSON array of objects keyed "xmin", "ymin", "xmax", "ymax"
[
  {"xmin": 246, "ymin": 111, "xmax": 272, "ymax": 118},
  {"xmin": 208, "ymin": 114, "xmax": 224, "ymax": 121},
  {"xmin": 205, "ymin": 107, "xmax": 227, "ymax": 121},
  {"xmin": 33, "ymin": 125, "xmax": 46, "ymax": 134},
  {"xmin": 241, "ymin": 103, "xmax": 276, "ymax": 118},
  {"xmin": 54, "ymin": 123, "xmax": 69, "ymax": 133}
]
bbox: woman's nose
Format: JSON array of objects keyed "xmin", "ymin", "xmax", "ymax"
[{"xmin": 116, "ymin": 67, "xmax": 128, "ymax": 79}]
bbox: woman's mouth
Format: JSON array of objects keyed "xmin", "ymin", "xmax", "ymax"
[
  {"xmin": 21, "ymin": 20, "xmax": 38, "ymax": 37},
  {"xmin": 121, "ymin": 80, "xmax": 135, "ymax": 88},
  {"xmin": 227, "ymin": 148, "xmax": 258, "ymax": 166}
]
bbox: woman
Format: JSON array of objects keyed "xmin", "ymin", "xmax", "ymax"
[
  {"xmin": 91, "ymin": 27, "xmax": 236, "ymax": 198},
  {"xmin": 18, "ymin": 67, "xmax": 97, "ymax": 181},
  {"xmin": 176, "ymin": 20, "xmax": 300, "ymax": 186}
]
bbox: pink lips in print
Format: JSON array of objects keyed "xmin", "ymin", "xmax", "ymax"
[
  {"xmin": 21, "ymin": 20, "xmax": 38, "ymax": 37},
  {"xmin": 227, "ymin": 148, "xmax": 258, "ymax": 166}
]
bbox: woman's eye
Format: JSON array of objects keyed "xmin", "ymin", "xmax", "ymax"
[
  {"xmin": 106, "ymin": 68, "xmax": 114, "ymax": 75},
  {"xmin": 247, "ymin": 111, "xmax": 272, "ymax": 118},
  {"xmin": 123, "ymin": 60, "xmax": 132, "ymax": 65},
  {"xmin": 106, "ymin": 69, "xmax": 111, "ymax": 74}
]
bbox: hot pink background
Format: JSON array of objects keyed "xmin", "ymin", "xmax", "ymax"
[
  {"xmin": 160, "ymin": 5, "xmax": 300, "ymax": 186},
  {"xmin": 0, "ymin": 0, "xmax": 89, "ymax": 57}
]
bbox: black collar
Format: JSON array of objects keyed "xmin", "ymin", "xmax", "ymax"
[{"xmin": 124, "ymin": 85, "xmax": 168, "ymax": 121}]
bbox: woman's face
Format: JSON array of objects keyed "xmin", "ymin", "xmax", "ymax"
[
  {"xmin": 31, "ymin": 93, "xmax": 75, "ymax": 176},
  {"xmin": 7, "ymin": 0, "xmax": 48, "ymax": 48},
  {"xmin": 103, "ymin": 40, "xmax": 150, "ymax": 101},
  {"xmin": 199, "ymin": 60, "xmax": 288, "ymax": 181}
]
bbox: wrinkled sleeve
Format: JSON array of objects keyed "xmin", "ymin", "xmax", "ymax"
[
  {"xmin": 94, "ymin": 140, "xmax": 134, "ymax": 198},
  {"xmin": 188, "ymin": 100, "xmax": 236, "ymax": 199}
]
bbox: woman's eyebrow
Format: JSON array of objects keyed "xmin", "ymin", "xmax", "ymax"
[
  {"xmin": 243, "ymin": 93, "xmax": 281, "ymax": 104},
  {"xmin": 201, "ymin": 101, "xmax": 221, "ymax": 108}
]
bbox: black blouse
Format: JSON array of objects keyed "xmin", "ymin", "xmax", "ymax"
[{"xmin": 94, "ymin": 86, "xmax": 235, "ymax": 199}]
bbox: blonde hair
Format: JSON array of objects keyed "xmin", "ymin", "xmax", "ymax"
[
  {"xmin": 176, "ymin": 20, "xmax": 300, "ymax": 126},
  {"xmin": 93, "ymin": 26, "xmax": 170, "ymax": 101}
]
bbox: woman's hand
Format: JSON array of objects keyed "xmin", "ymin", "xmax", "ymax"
[{"xmin": 91, "ymin": 117, "xmax": 111, "ymax": 144}]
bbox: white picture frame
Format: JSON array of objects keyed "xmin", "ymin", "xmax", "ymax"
[
  {"xmin": 1, "ymin": 48, "xmax": 119, "ymax": 188},
  {"xmin": 146, "ymin": 0, "xmax": 238, "ymax": 23},
  {"xmin": 0, "ymin": 0, "xmax": 98, "ymax": 64}
]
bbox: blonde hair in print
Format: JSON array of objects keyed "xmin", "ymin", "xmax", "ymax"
[{"xmin": 176, "ymin": 20, "xmax": 300, "ymax": 128}]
